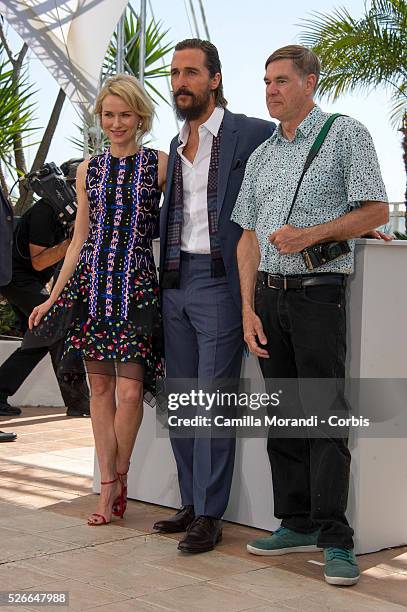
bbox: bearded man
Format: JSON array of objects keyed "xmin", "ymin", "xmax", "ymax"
[{"xmin": 153, "ymin": 38, "xmax": 274, "ymax": 553}]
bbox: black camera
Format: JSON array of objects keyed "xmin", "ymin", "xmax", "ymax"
[
  {"xmin": 301, "ymin": 241, "xmax": 351, "ymax": 271},
  {"xmin": 25, "ymin": 162, "xmax": 79, "ymax": 227}
]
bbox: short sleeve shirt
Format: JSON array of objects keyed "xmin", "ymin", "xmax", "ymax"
[
  {"xmin": 231, "ymin": 106, "xmax": 388, "ymax": 275},
  {"xmin": 12, "ymin": 198, "xmax": 66, "ymax": 285}
]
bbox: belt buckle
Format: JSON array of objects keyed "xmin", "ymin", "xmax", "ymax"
[
  {"xmin": 267, "ymin": 274, "xmax": 286, "ymax": 290},
  {"xmin": 267, "ymin": 274, "xmax": 278, "ymax": 289}
]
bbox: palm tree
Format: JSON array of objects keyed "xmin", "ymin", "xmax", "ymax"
[
  {"xmin": 71, "ymin": 10, "xmax": 173, "ymax": 154},
  {"xmin": 299, "ymin": 0, "xmax": 407, "ymax": 229},
  {"xmin": 1, "ymin": 22, "xmax": 67, "ymax": 213},
  {"xmin": 104, "ymin": 11, "xmax": 173, "ymax": 104},
  {"xmin": 0, "ymin": 58, "xmax": 37, "ymax": 194}
]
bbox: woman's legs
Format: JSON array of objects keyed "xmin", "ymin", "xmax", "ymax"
[
  {"xmin": 87, "ymin": 367, "xmax": 144, "ymax": 524},
  {"xmin": 88, "ymin": 372, "xmax": 121, "ymax": 524},
  {"xmin": 115, "ymin": 376, "xmax": 144, "ymax": 475}
]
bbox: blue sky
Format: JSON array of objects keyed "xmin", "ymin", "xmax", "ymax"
[{"xmin": 5, "ymin": 0, "xmax": 405, "ymax": 202}]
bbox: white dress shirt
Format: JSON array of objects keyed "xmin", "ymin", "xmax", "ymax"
[{"xmin": 177, "ymin": 106, "xmax": 225, "ymax": 253}]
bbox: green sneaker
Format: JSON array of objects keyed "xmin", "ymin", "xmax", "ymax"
[
  {"xmin": 247, "ymin": 526, "xmax": 321, "ymax": 556},
  {"xmin": 324, "ymin": 548, "xmax": 360, "ymax": 586}
]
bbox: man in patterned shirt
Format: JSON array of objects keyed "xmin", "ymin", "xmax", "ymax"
[{"xmin": 231, "ymin": 45, "xmax": 388, "ymax": 586}]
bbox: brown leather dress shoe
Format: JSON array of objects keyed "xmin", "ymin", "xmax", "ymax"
[
  {"xmin": 153, "ymin": 505, "xmax": 195, "ymax": 533},
  {"xmin": 178, "ymin": 516, "xmax": 222, "ymax": 553}
]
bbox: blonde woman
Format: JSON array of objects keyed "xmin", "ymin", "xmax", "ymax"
[{"xmin": 27, "ymin": 75, "xmax": 168, "ymax": 525}]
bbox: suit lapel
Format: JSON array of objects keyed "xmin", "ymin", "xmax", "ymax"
[
  {"xmin": 160, "ymin": 139, "xmax": 178, "ymax": 271},
  {"xmin": 161, "ymin": 140, "xmax": 177, "ymax": 234},
  {"xmin": 217, "ymin": 109, "xmax": 237, "ymax": 217}
]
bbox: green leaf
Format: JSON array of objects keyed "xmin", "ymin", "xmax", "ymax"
[
  {"xmin": 102, "ymin": 11, "xmax": 173, "ymax": 104},
  {"xmin": 73, "ymin": 10, "xmax": 174, "ymax": 151},
  {"xmin": 0, "ymin": 60, "xmax": 38, "ymax": 173},
  {"xmin": 298, "ymin": 0, "xmax": 407, "ymax": 126}
]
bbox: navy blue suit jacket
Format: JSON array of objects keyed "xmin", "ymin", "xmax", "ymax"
[{"xmin": 159, "ymin": 108, "xmax": 275, "ymax": 307}]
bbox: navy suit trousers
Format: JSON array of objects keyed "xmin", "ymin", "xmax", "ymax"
[{"xmin": 162, "ymin": 252, "xmax": 243, "ymax": 518}]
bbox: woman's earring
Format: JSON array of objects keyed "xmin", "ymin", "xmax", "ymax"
[{"xmin": 138, "ymin": 121, "xmax": 142, "ymax": 129}]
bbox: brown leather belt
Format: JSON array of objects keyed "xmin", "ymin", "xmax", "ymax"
[{"xmin": 257, "ymin": 271, "xmax": 346, "ymax": 290}]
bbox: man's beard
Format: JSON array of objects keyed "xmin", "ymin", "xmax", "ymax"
[{"xmin": 173, "ymin": 88, "xmax": 212, "ymax": 121}]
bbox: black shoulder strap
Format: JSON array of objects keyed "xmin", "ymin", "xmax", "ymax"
[{"xmin": 285, "ymin": 113, "xmax": 345, "ymax": 225}]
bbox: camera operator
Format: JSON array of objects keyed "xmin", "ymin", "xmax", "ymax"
[{"xmin": 0, "ymin": 159, "xmax": 90, "ymax": 418}]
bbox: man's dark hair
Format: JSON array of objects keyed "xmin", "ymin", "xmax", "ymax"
[
  {"xmin": 265, "ymin": 45, "xmax": 321, "ymax": 90},
  {"xmin": 174, "ymin": 38, "xmax": 227, "ymax": 108}
]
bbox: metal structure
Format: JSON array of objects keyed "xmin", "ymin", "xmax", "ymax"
[
  {"xmin": 111, "ymin": 0, "xmax": 211, "ymax": 134},
  {"xmin": 111, "ymin": 0, "xmax": 148, "ymax": 80},
  {"xmin": 112, "ymin": 0, "xmax": 146, "ymax": 79},
  {"xmin": 183, "ymin": 0, "xmax": 210, "ymax": 39},
  {"xmin": 0, "ymin": 0, "xmax": 129, "ymax": 120},
  {"xmin": 113, "ymin": 0, "xmax": 211, "ymax": 83},
  {"xmin": 116, "ymin": 12, "xmax": 126, "ymax": 74},
  {"xmin": 197, "ymin": 0, "xmax": 211, "ymax": 40},
  {"xmin": 188, "ymin": 0, "xmax": 201, "ymax": 38},
  {"xmin": 139, "ymin": 0, "xmax": 147, "ymax": 85},
  {"xmin": 1, "ymin": 0, "xmax": 211, "ymax": 154}
]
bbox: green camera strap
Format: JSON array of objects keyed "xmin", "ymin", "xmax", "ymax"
[{"xmin": 285, "ymin": 112, "xmax": 345, "ymax": 225}]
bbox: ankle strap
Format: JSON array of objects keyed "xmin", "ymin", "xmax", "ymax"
[{"xmin": 100, "ymin": 478, "xmax": 118, "ymax": 485}]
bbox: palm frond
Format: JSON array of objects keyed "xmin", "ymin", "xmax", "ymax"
[
  {"xmin": 0, "ymin": 60, "xmax": 38, "ymax": 171},
  {"xmin": 72, "ymin": 10, "xmax": 173, "ymax": 153},
  {"xmin": 298, "ymin": 0, "xmax": 407, "ymax": 126},
  {"xmin": 144, "ymin": 79, "xmax": 169, "ymax": 105},
  {"xmin": 389, "ymin": 83, "xmax": 407, "ymax": 127},
  {"xmin": 103, "ymin": 11, "xmax": 173, "ymax": 105},
  {"xmin": 67, "ymin": 122, "xmax": 109, "ymax": 155}
]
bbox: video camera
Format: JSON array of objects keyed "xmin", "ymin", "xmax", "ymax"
[{"xmin": 25, "ymin": 161, "xmax": 81, "ymax": 227}]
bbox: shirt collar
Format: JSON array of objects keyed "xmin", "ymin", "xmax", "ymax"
[
  {"xmin": 178, "ymin": 106, "xmax": 225, "ymax": 144},
  {"xmin": 296, "ymin": 105, "xmax": 323, "ymax": 136},
  {"xmin": 270, "ymin": 105, "xmax": 323, "ymax": 143}
]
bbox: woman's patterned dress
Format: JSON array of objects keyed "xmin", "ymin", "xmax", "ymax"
[{"xmin": 26, "ymin": 147, "xmax": 163, "ymax": 400}]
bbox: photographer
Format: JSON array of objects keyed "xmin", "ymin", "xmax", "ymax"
[{"xmin": 0, "ymin": 159, "xmax": 90, "ymax": 418}]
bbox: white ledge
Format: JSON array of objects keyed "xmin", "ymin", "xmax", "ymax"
[{"xmin": 355, "ymin": 238, "xmax": 407, "ymax": 246}]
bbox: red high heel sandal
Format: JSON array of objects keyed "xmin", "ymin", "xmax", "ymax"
[
  {"xmin": 87, "ymin": 478, "xmax": 119, "ymax": 526},
  {"xmin": 112, "ymin": 467, "xmax": 129, "ymax": 518}
]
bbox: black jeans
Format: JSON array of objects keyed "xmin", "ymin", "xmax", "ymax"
[
  {"xmin": 0, "ymin": 278, "xmax": 89, "ymax": 410},
  {"xmin": 255, "ymin": 277, "xmax": 354, "ymax": 549}
]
